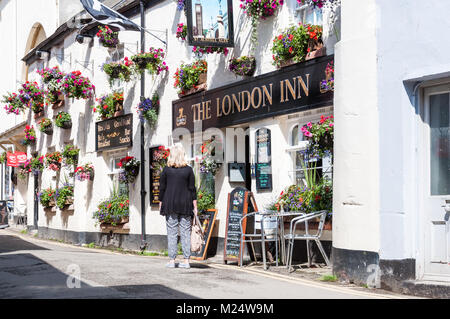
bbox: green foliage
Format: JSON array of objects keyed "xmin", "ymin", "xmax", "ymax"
[
  {"xmin": 62, "ymin": 144, "xmax": 80, "ymax": 166},
  {"xmin": 54, "ymin": 111, "xmax": 72, "ymax": 128},
  {"xmin": 173, "ymin": 60, "xmax": 207, "ymax": 93},
  {"xmin": 0, "ymin": 152, "xmax": 6, "ymax": 164},
  {"xmin": 56, "ymin": 184, "xmax": 74, "ymax": 209},
  {"xmin": 102, "ymin": 59, "xmax": 134, "ymax": 85},
  {"xmin": 39, "ymin": 187, "xmax": 56, "ymax": 208},
  {"xmin": 197, "ymin": 189, "xmax": 215, "ymax": 212},
  {"xmin": 320, "ymin": 275, "xmax": 338, "ymax": 282}
]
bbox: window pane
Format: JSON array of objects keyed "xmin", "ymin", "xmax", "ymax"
[
  {"xmin": 291, "ymin": 125, "xmax": 299, "ymax": 146},
  {"xmin": 430, "ymin": 93, "xmax": 450, "ymax": 195}
]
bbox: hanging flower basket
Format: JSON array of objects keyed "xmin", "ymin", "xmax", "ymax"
[
  {"xmin": 22, "ymin": 125, "xmax": 37, "ymax": 146},
  {"xmin": 2, "ymin": 92, "xmax": 25, "ymax": 115},
  {"xmin": 229, "ymin": 56, "xmax": 256, "ymax": 77},
  {"xmin": 74, "ymin": 163, "xmax": 95, "ymax": 181},
  {"xmin": 102, "ymin": 58, "xmax": 134, "ymax": 86},
  {"xmin": 61, "ymin": 71, "xmax": 95, "ymax": 100},
  {"xmin": 137, "ymin": 93, "xmax": 159, "ymax": 128},
  {"xmin": 62, "ymin": 144, "xmax": 80, "ymax": 167},
  {"xmin": 45, "ymin": 151, "xmax": 63, "ymax": 172},
  {"xmin": 117, "ymin": 156, "xmax": 141, "ymax": 184},
  {"xmin": 174, "ymin": 60, "xmax": 208, "ymax": 98},
  {"xmin": 96, "ymin": 25, "xmax": 119, "ymax": 48},
  {"xmin": 55, "ymin": 111, "xmax": 72, "ymax": 129},
  {"xmin": 38, "ymin": 118, "xmax": 53, "ymax": 135},
  {"xmin": 130, "ymin": 48, "xmax": 168, "ymax": 75}
]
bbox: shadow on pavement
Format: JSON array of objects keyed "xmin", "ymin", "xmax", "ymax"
[
  {"xmin": 0, "ymin": 252, "xmax": 198, "ymax": 299},
  {"xmin": 0, "ymin": 234, "xmax": 50, "ymax": 253}
]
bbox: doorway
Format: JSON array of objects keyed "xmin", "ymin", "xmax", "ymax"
[{"xmin": 421, "ymin": 84, "xmax": 450, "ymax": 281}]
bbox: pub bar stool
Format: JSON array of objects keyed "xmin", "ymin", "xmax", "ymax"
[
  {"xmin": 285, "ymin": 210, "xmax": 330, "ymax": 272},
  {"xmin": 239, "ymin": 212, "xmax": 280, "ymax": 269}
]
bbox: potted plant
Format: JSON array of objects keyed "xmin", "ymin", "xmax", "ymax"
[
  {"xmin": 301, "ymin": 115, "xmax": 334, "ymax": 158},
  {"xmin": 2, "ymin": 92, "xmax": 25, "ymax": 115},
  {"xmin": 199, "ymin": 139, "xmax": 222, "ymax": 176},
  {"xmin": 176, "ymin": 23, "xmax": 187, "ymax": 41},
  {"xmin": 102, "ymin": 58, "xmax": 135, "ymax": 86},
  {"xmin": 192, "ymin": 46, "xmax": 229, "ymax": 57},
  {"xmin": 38, "ymin": 118, "xmax": 54, "ymax": 135},
  {"xmin": 151, "ymin": 145, "xmax": 170, "ymax": 174},
  {"xmin": 137, "ymin": 93, "xmax": 159, "ymax": 128},
  {"xmin": 271, "ymin": 23, "xmax": 322, "ymax": 68},
  {"xmin": 74, "ymin": 163, "xmax": 95, "ymax": 181},
  {"xmin": 38, "ymin": 66, "xmax": 66, "ymax": 109},
  {"xmin": 62, "ymin": 144, "xmax": 80, "ymax": 167},
  {"xmin": 55, "ymin": 111, "xmax": 72, "ymax": 129},
  {"xmin": 197, "ymin": 189, "xmax": 215, "ymax": 214},
  {"xmin": 229, "ymin": 56, "xmax": 256, "ymax": 77},
  {"xmin": 174, "ymin": 60, "xmax": 208, "ymax": 97},
  {"xmin": 45, "ymin": 151, "xmax": 63, "ymax": 172},
  {"xmin": 19, "ymin": 81, "xmax": 45, "ymax": 117},
  {"xmin": 117, "ymin": 156, "xmax": 141, "ymax": 184},
  {"xmin": 17, "ymin": 159, "xmax": 32, "ymax": 179},
  {"xmin": 240, "ymin": 0, "xmax": 285, "ymax": 49},
  {"xmin": 96, "ymin": 25, "xmax": 119, "ymax": 48},
  {"xmin": 93, "ymin": 188, "xmax": 130, "ymax": 231},
  {"xmin": 56, "ymin": 183, "xmax": 74, "ymax": 210},
  {"xmin": 30, "ymin": 155, "xmax": 44, "ymax": 176},
  {"xmin": 22, "ymin": 125, "xmax": 37, "ymax": 146},
  {"xmin": 131, "ymin": 47, "xmax": 168, "ymax": 75},
  {"xmin": 39, "ymin": 187, "xmax": 56, "ymax": 208},
  {"xmin": 61, "ymin": 71, "xmax": 95, "ymax": 100},
  {"xmin": 93, "ymin": 91, "xmax": 124, "ymax": 120}
]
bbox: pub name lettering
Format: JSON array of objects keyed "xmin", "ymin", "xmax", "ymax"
[{"xmin": 190, "ymin": 74, "xmax": 310, "ymax": 122}]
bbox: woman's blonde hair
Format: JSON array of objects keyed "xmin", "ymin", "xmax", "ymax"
[{"xmin": 167, "ymin": 143, "xmax": 188, "ymax": 168}]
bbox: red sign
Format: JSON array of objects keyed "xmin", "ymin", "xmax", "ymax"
[{"xmin": 7, "ymin": 152, "xmax": 27, "ymax": 167}]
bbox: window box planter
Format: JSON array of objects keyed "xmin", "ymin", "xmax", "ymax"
[
  {"xmin": 100, "ymin": 217, "xmax": 130, "ymax": 234},
  {"xmin": 177, "ymin": 73, "xmax": 207, "ymax": 98}
]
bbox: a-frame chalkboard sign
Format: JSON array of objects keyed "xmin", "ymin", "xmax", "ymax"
[{"xmin": 223, "ymin": 187, "xmax": 258, "ymax": 264}]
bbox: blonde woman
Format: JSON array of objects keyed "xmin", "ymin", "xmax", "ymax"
[{"xmin": 159, "ymin": 144, "xmax": 198, "ymax": 269}]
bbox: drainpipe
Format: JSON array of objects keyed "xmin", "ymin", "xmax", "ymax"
[{"xmin": 139, "ymin": 0, "xmax": 147, "ymax": 251}]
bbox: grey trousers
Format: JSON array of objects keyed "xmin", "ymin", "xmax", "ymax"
[{"xmin": 165, "ymin": 214, "xmax": 192, "ymax": 260}]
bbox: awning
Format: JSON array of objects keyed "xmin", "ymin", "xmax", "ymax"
[{"xmin": 0, "ymin": 121, "xmax": 27, "ymax": 152}]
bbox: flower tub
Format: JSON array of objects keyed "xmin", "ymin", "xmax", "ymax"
[
  {"xmin": 56, "ymin": 184, "xmax": 74, "ymax": 210},
  {"xmin": 55, "ymin": 111, "xmax": 72, "ymax": 129},
  {"xmin": 39, "ymin": 187, "xmax": 57, "ymax": 209},
  {"xmin": 94, "ymin": 192, "xmax": 130, "ymax": 233},
  {"xmin": 174, "ymin": 60, "xmax": 208, "ymax": 98},
  {"xmin": 93, "ymin": 91, "xmax": 124, "ymax": 120}
]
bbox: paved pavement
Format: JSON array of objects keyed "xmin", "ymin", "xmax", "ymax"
[{"xmin": 0, "ymin": 229, "xmax": 410, "ymax": 299}]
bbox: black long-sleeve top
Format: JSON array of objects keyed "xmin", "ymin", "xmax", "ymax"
[{"xmin": 159, "ymin": 165, "xmax": 197, "ymax": 216}]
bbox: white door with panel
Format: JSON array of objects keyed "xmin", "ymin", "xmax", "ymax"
[{"xmin": 422, "ymin": 85, "xmax": 450, "ymax": 281}]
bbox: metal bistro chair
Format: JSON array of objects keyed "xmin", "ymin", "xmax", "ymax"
[
  {"xmin": 285, "ymin": 210, "xmax": 331, "ymax": 271},
  {"xmin": 239, "ymin": 212, "xmax": 280, "ymax": 269}
]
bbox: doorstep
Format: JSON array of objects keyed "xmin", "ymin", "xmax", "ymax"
[{"xmin": 401, "ymin": 280, "xmax": 450, "ymax": 299}]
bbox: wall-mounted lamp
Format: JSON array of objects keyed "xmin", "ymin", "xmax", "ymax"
[
  {"xmin": 35, "ymin": 50, "xmax": 50, "ymax": 60},
  {"xmin": 75, "ymin": 34, "xmax": 93, "ymax": 45}
]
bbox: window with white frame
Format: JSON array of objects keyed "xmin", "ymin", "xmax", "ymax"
[
  {"xmin": 287, "ymin": 122, "xmax": 332, "ymax": 187},
  {"xmin": 295, "ymin": 1, "xmax": 323, "ymax": 26},
  {"xmin": 109, "ymin": 151, "xmax": 129, "ymax": 196}
]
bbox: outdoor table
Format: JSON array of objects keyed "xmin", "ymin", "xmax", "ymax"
[{"xmin": 259, "ymin": 211, "xmax": 306, "ymax": 270}]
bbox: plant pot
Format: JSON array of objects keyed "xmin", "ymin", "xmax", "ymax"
[
  {"xmin": 279, "ymin": 58, "xmax": 296, "ymax": 68},
  {"xmin": 306, "ymin": 46, "xmax": 326, "ymax": 61},
  {"xmin": 198, "ymin": 72, "xmax": 207, "ymax": 84},
  {"xmin": 43, "ymin": 126, "xmax": 53, "ymax": 135},
  {"xmin": 60, "ymin": 120, "xmax": 72, "ymax": 129},
  {"xmin": 178, "ymin": 83, "xmax": 207, "ymax": 98}
]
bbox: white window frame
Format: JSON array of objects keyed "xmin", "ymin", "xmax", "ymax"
[{"xmin": 295, "ymin": 2, "xmax": 323, "ymax": 26}]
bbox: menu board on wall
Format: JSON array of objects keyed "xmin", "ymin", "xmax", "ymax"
[
  {"xmin": 95, "ymin": 114, "xmax": 133, "ymax": 152},
  {"xmin": 149, "ymin": 146, "xmax": 166, "ymax": 205},
  {"xmin": 255, "ymin": 128, "xmax": 272, "ymax": 191},
  {"xmin": 223, "ymin": 187, "xmax": 258, "ymax": 263}
]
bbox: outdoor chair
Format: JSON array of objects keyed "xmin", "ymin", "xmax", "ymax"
[
  {"xmin": 284, "ymin": 210, "xmax": 331, "ymax": 271},
  {"xmin": 239, "ymin": 212, "xmax": 280, "ymax": 269}
]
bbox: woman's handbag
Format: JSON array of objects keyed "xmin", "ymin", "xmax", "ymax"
[{"xmin": 191, "ymin": 215, "xmax": 205, "ymax": 253}]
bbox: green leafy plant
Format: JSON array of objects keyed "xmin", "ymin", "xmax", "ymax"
[
  {"xmin": 56, "ymin": 183, "xmax": 74, "ymax": 209},
  {"xmin": 38, "ymin": 118, "xmax": 53, "ymax": 133},
  {"xmin": 197, "ymin": 189, "xmax": 215, "ymax": 212},
  {"xmin": 102, "ymin": 58, "xmax": 135, "ymax": 85},
  {"xmin": 92, "ymin": 91, "xmax": 124, "ymax": 120},
  {"xmin": 173, "ymin": 60, "xmax": 207, "ymax": 94},
  {"xmin": 93, "ymin": 187, "xmax": 130, "ymax": 226},
  {"xmin": 54, "ymin": 111, "xmax": 72, "ymax": 128},
  {"xmin": 39, "ymin": 187, "xmax": 56, "ymax": 208},
  {"xmin": 271, "ymin": 23, "xmax": 322, "ymax": 67},
  {"xmin": 131, "ymin": 47, "xmax": 168, "ymax": 75},
  {"xmin": 137, "ymin": 93, "xmax": 159, "ymax": 128},
  {"xmin": 0, "ymin": 152, "xmax": 6, "ymax": 164},
  {"xmin": 62, "ymin": 144, "xmax": 80, "ymax": 166}
]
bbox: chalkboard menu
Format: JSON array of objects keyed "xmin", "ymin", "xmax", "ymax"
[
  {"xmin": 191, "ymin": 209, "xmax": 218, "ymax": 261},
  {"xmin": 223, "ymin": 187, "xmax": 258, "ymax": 263},
  {"xmin": 149, "ymin": 146, "xmax": 166, "ymax": 205},
  {"xmin": 255, "ymin": 128, "xmax": 272, "ymax": 191},
  {"xmin": 95, "ymin": 114, "xmax": 133, "ymax": 152}
]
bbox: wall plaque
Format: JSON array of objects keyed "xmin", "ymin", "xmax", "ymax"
[{"xmin": 95, "ymin": 114, "xmax": 133, "ymax": 152}]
